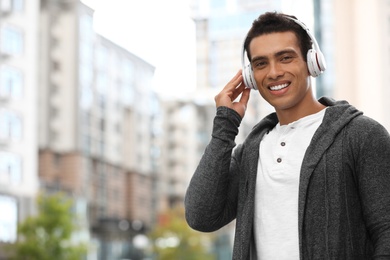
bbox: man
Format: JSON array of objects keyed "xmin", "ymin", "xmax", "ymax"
[{"xmin": 185, "ymin": 12, "xmax": 390, "ymax": 259}]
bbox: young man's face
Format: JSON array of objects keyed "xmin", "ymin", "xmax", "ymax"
[{"xmin": 249, "ymin": 31, "xmax": 312, "ymax": 113}]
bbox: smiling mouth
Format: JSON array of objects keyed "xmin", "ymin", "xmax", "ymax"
[{"xmin": 269, "ymin": 83, "xmax": 289, "ymax": 91}]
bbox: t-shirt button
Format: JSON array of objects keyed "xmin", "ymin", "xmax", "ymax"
[
  {"xmin": 281, "ymin": 142, "xmax": 286, "ymax": 146},
  {"xmin": 277, "ymin": 158, "xmax": 282, "ymax": 163}
]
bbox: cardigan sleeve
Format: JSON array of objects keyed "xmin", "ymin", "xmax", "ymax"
[
  {"xmin": 184, "ymin": 106, "xmax": 243, "ymax": 232},
  {"xmin": 354, "ymin": 118, "xmax": 390, "ymax": 257}
]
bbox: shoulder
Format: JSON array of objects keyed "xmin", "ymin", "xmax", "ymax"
[
  {"xmin": 321, "ymin": 97, "xmax": 387, "ymax": 137},
  {"xmin": 348, "ymin": 115, "xmax": 389, "ymax": 136},
  {"xmin": 344, "ymin": 115, "xmax": 390, "ymax": 154}
]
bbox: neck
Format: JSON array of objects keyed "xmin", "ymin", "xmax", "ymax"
[{"xmin": 276, "ymin": 96, "xmax": 325, "ymax": 125}]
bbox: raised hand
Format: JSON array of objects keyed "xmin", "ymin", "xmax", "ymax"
[{"xmin": 214, "ymin": 70, "xmax": 251, "ymax": 118}]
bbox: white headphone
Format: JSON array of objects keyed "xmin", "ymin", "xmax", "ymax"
[{"xmin": 241, "ymin": 16, "xmax": 327, "ymax": 90}]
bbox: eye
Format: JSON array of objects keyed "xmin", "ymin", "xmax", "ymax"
[
  {"xmin": 253, "ymin": 60, "xmax": 267, "ymax": 69},
  {"xmin": 281, "ymin": 55, "xmax": 293, "ymax": 63}
]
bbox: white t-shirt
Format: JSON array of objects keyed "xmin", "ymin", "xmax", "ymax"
[{"xmin": 253, "ymin": 108, "xmax": 326, "ymax": 259}]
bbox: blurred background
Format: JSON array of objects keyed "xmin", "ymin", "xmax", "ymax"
[{"xmin": 1, "ymin": 0, "xmax": 389, "ymax": 259}]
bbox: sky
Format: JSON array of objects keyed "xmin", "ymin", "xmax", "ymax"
[{"xmin": 81, "ymin": 0, "xmax": 197, "ymax": 98}]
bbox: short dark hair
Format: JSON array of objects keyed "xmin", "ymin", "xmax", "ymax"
[{"xmin": 244, "ymin": 12, "xmax": 312, "ymax": 62}]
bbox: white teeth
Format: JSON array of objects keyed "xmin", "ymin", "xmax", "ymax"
[{"xmin": 270, "ymin": 83, "xmax": 288, "ymax": 91}]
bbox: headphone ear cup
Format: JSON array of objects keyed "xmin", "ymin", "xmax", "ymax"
[
  {"xmin": 316, "ymin": 50, "xmax": 326, "ymax": 73},
  {"xmin": 307, "ymin": 49, "xmax": 320, "ymax": 77},
  {"xmin": 243, "ymin": 64, "xmax": 257, "ymax": 90},
  {"xmin": 307, "ymin": 49, "xmax": 326, "ymax": 77}
]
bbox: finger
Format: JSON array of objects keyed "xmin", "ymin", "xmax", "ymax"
[
  {"xmin": 239, "ymin": 88, "xmax": 251, "ymax": 106},
  {"xmin": 230, "ymin": 77, "xmax": 246, "ymax": 101},
  {"xmin": 222, "ymin": 70, "xmax": 243, "ymax": 92}
]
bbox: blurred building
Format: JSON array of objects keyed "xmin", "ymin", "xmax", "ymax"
[
  {"xmin": 1, "ymin": 0, "xmax": 160, "ymax": 259},
  {"xmin": 0, "ymin": 0, "xmax": 40, "ymax": 257},
  {"xmin": 158, "ymin": 97, "xmax": 215, "ymax": 211},
  {"xmin": 37, "ymin": 1, "xmax": 160, "ymax": 259}
]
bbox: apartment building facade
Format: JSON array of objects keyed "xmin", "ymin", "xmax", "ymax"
[
  {"xmin": 38, "ymin": 1, "xmax": 159, "ymax": 258},
  {"xmin": 0, "ymin": 0, "xmax": 40, "ymax": 255},
  {"xmin": 158, "ymin": 97, "xmax": 215, "ymax": 212},
  {"xmin": 1, "ymin": 0, "xmax": 160, "ymax": 259}
]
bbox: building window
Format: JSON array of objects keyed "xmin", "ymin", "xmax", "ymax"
[
  {"xmin": 0, "ymin": 152, "xmax": 22, "ymax": 185},
  {"xmin": 51, "ymin": 60, "xmax": 61, "ymax": 71},
  {"xmin": 0, "ymin": 66, "xmax": 23, "ymax": 99},
  {"xmin": 81, "ymin": 134, "xmax": 91, "ymax": 155},
  {"xmin": 121, "ymin": 83, "xmax": 134, "ymax": 106},
  {"xmin": 79, "ymin": 86, "xmax": 93, "ymax": 110},
  {"xmin": 96, "ymin": 73, "xmax": 108, "ymax": 96},
  {"xmin": 97, "ymin": 94, "xmax": 106, "ymax": 111},
  {"xmin": 210, "ymin": 0, "xmax": 226, "ymax": 9},
  {"xmin": 209, "ymin": 41, "xmax": 218, "ymax": 88},
  {"xmin": 14, "ymin": 0, "xmax": 24, "ymax": 11},
  {"xmin": 95, "ymin": 45, "xmax": 108, "ymax": 70},
  {"xmin": 115, "ymin": 123, "xmax": 121, "ymax": 133},
  {"xmin": 1, "ymin": 0, "xmax": 24, "ymax": 13},
  {"xmin": 99, "ymin": 118, "xmax": 105, "ymax": 132},
  {"xmin": 79, "ymin": 64, "xmax": 93, "ymax": 86},
  {"xmin": 79, "ymin": 14, "xmax": 94, "ymax": 42},
  {"xmin": 99, "ymin": 140, "xmax": 105, "ymax": 156},
  {"xmin": 0, "ymin": 109, "xmax": 22, "ymax": 141},
  {"xmin": 53, "ymin": 153, "xmax": 61, "ymax": 168},
  {"xmin": 0, "ymin": 195, "xmax": 17, "ymax": 243},
  {"xmin": 123, "ymin": 59, "xmax": 135, "ymax": 83},
  {"xmin": 0, "ymin": 25, "xmax": 24, "ymax": 56}
]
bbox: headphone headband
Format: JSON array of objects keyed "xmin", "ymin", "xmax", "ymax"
[
  {"xmin": 284, "ymin": 16, "xmax": 321, "ymax": 54},
  {"xmin": 241, "ymin": 15, "xmax": 326, "ymax": 90}
]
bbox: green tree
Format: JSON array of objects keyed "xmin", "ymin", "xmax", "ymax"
[
  {"xmin": 148, "ymin": 206, "xmax": 215, "ymax": 260},
  {"xmin": 7, "ymin": 192, "xmax": 87, "ymax": 260}
]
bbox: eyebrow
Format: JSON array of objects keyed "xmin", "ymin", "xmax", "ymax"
[{"xmin": 251, "ymin": 49, "xmax": 298, "ymax": 63}]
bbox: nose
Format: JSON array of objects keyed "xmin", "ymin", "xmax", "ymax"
[{"xmin": 267, "ymin": 61, "xmax": 284, "ymax": 79}]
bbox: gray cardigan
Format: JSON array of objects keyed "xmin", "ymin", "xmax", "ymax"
[{"xmin": 185, "ymin": 97, "xmax": 390, "ymax": 259}]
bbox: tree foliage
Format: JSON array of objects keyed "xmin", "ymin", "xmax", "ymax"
[
  {"xmin": 148, "ymin": 206, "xmax": 215, "ymax": 260},
  {"xmin": 7, "ymin": 192, "xmax": 87, "ymax": 260}
]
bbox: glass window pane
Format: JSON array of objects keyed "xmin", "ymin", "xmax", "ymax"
[
  {"xmin": 0, "ymin": 195, "xmax": 17, "ymax": 243},
  {"xmin": 0, "ymin": 110, "xmax": 22, "ymax": 141},
  {"xmin": 0, "ymin": 152, "xmax": 22, "ymax": 185},
  {"xmin": 0, "ymin": 0, "xmax": 11, "ymax": 11},
  {"xmin": 0, "ymin": 25, "xmax": 24, "ymax": 56},
  {"xmin": 12, "ymin": 0, "xmax": 24, "ymax": 12},
  {"xmin": 0, "ymin": 66, "xmax": 23, "ymax": 99}
]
